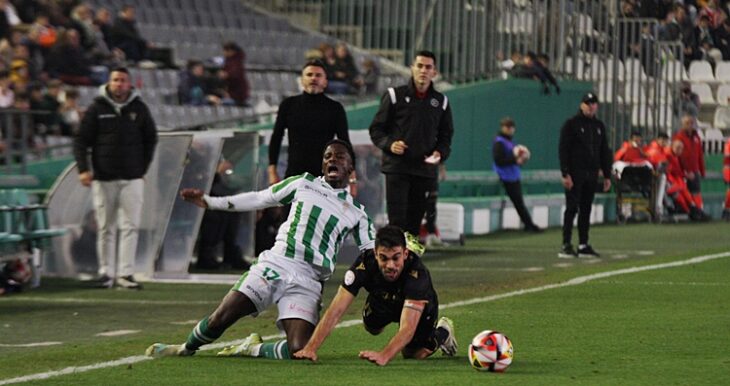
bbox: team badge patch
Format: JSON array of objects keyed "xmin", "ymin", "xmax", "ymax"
[
  {"xmin": 344, "ymin": 270, "xmax": 355, "ymax": 286},
  {"xmin": 430, "ymin": 98, "xmax": 439, "ymax": 107}
]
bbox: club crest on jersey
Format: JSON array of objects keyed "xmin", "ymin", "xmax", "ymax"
[
  {"xmin": 129, "ymin": 112, "xmax": 137, "ymax": 121},
  {"xmin": 430, "ymin": 98, "xmax": 439, "ymax": 107}
]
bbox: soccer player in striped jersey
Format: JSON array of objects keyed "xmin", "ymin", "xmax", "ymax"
[{"xmin": 146, "ymin": 139, "xmax": 374, "ymax": 360}]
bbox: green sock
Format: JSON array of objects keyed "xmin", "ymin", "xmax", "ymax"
[
  {"xmin": 185, "ymin": 316, "xmax": 224, "ymax": 351},
  {"xmin": 254, "ymin": 340, "xmax": 290, "ymax": 359}
]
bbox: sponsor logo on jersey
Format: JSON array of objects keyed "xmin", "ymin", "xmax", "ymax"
[
  {"xmin": 129, "ymin": 112, "xmax": 137, "ymax": 121},
  {"xmin": 356, "ymin": 262, "xmax": 366, "ymax": 270},
  {"xmin": 98, "ymin": 114, "xmax": 116, "ymax": 119}
]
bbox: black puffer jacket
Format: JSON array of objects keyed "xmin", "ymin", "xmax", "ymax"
[
  {"xmin": 74, "ymin": 86, "xmax": 157, "ymax": 180},
  {"xmin": 369, "ymin": 79, "xmax": 453, "ymax": 178},
  {"xmin": 558, "ymin": 110, "xmax": 612, "ymax": 179}
]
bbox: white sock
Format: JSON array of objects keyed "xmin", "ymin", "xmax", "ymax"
[{"xmin": 579, "ymin": 244, "xmax": 587, "ymax": 249}]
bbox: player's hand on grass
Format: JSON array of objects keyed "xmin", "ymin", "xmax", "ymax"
[
  {"xmin": 292, "ymin": 348, "xmax": 318, "ymax": 362},
  {"xmin": 179, "ymin": 188, "xmax": 208, "ymax": 208},
  {"xmin": 359, "ymin": 350, "xmax": 390, "ymax": 366}
]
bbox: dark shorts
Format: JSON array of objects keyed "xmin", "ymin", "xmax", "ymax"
[
  {"xmin": 686, "ymin": 176, "xmax": 701, "ymax": 194},
  {"xmin": 362, "ymin": 293, "xmax": 439, "ymax": 351}
]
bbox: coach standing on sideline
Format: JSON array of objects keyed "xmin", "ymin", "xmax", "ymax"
[
  {"xmin": 369, "ymin": 50, "xmax": 454, "ymax": 236},
  {"xmin": 74, "ymin": 67, "xmax": 157, "ymax": 289},
  {"xmin": 558, "ymin": 92, "xmax": 611, "ymax": 259}
]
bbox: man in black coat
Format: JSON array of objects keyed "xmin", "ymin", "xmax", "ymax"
[
  {"xmin": 557, "ymin": 93, "xmax": 611, "ymax": 259},
  {"xmin": 369, "ymin": 50, "xmax": 454, "ymax": 236},
  {"xmin": 73, "ymin": 67, "xmax": 157, "ymax": 289}
]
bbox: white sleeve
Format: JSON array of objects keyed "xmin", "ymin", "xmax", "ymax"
[{"xmin": 203, "ymin": 174, "xmax": 303, "ymax": 212}]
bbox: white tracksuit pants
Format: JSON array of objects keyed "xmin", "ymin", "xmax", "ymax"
[{"xmin": 92, "ymin": 178, "xmax": 144, "ymax": 277}]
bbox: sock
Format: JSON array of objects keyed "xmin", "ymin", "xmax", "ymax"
[
  {"xmin": 692, "ymin": 194, "xmax": 703, "ymax": 209},
  {"xmin": 185, "ymin": 316, "xmax": 224, "ymax": 351},
  {"xmin": 253, "ymin": 340, "xmax": 290, "ymax": 359},
  {"xmin": 724, "ymin": 189, "xmax": 730, "ymax": 209}
]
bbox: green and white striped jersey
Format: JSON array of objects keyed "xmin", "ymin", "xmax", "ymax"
[{"xmin": 204, "ymin": 173, "xmax": 375, "ymax": 281}]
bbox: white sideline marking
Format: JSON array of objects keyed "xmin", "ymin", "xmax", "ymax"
[
  {"xmin": 95, "ymin": 330, "xmax": 140, "ymax": 337},
  {"xmin": 4, "ymin": 297, "xmax": 219, "ymax": 306},
  {"xmin": 169, "ymin": 320, "xmax": 199, "ymax": 326},
  {"xmin": 594, "ymin": 280, "xmax": 730, "ymax": 287},
  {"xmin": 611, "ymin": 254, "xmax": 629, "ymax": 259},
  {"xmin": 0, "ymin": 342, "xmax": 62, "ymax": 348},
  {"xmin": 1, "ymin": 250, "xmax": 728, "ymax": 386}
]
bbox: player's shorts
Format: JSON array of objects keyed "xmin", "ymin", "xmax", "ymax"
[
  {"xmin": 686, "ymin": 176, "xmax": 701, "ymax": 193},
  {"xmin": 362, "ymin": 293, "xmax": 439, "ymax": 351},
  {"xmin": 231, "ymin": 251, "xmax": 322, "ymax": 327}
]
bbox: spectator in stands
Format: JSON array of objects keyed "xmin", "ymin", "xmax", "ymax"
[
  {"xmin": 673, "ymin": 114, "xmax": 706, "ymax": 211},
  {"xmin": 369, "ymin": 50, "xmax": 454, "ymax": 236},
  {"xmin": 0, "ymin": 69, "xmax": 13, "ymax": 108},
  {"xmin": 712, "ymin": 18, "xmax": 730, "ymax": 60},
  {"xmin": 639, "ymin": 0, "xmax": 672, "ymax": 20},
  {"xmin": 660, "ymin": 4, "xmax": 693, "ymax": 42},
  {"xmin": 71, "ymin": 3, "xmax": 122, "ymax": 68},
  {"xmin": 498, "ymin": 51, "xmax": 522, "ymax": 78},
  {"xmin": 319, "ymin": 43, "xmax": 348, "ymax": 95},
  {"xmin": 536, "ymin": 54, "xmax": 560, "ymax": 94},
  {"xmin": 28, "ymin": 80, "xmax": 60, "ymax": 132},
  {"xmin": 94, "ymin": 7, "xmax": 113, "ymax": 49},
  {"xmin": 722, "ymin": 137, "xmax": 730, "ymax": 220},
  {"xmin": 221, "ymin": 42, "xmax": 250, "ymax": 106},
  {"xmin": 558, "ymin": 93, "xmax": 611, "ymax": 259},
  {"xmin": 178, "ymin": 60, "xmax": 210, "ymax": 106},
  {"xmin": 694, "ymin": 15, "xmax": 723, "ymax": 65},
  {"xmin": 9, "ymin": 47, "xmax": 30, "ymax": 92},
  {"xmin": 109, "ymin": 5, "xmax": 147, "ymax": 63},
  {"xmin": 27, "ymin": 13, "xmax": 57, "ymax": 56},
  {"xmin": 511, "ymin": 52, "xmax": 559, "ymax": 94},
  {"xmin": 59, "ymin": 87, "xmax": 81, "ymax": 136},
  {"xmin": 333, "ymin": 42, "xmax": 364, "ymax": 94},
  {"xmin": 678, "ymin": 81, "xmax": 700, "ymax": 118},
  {"xmin": 73, "ymin": 67, "xmax": 158, "ymax": 289},
  {"xmin": 699, "ymin": 0, "xmax": 727, "ymax": 29},
  {"xmin": 492, "ymin": 117, "xmax": 542, "ymax": 233},
  {"xmin": 70, "ymin": 3, "xmax": 95, "ymax": 51},
  {"xmin": 361, "ymin": 58, "xmax": 379, "ymax": 94},
  {"xmin": 45, "ymin": 29, "xmax": 94, "ymax": 86},
  {"xmin": 665, "ymin": 139, "xmax": 709, "ymax": 220}
]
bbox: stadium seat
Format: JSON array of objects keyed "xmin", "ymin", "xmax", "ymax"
[
  {"xmin": 663, "ymin": 59, "xmax": 688, "ymax": 82},
  {"xmin": 689, "ymin": 60, "xmax": 715, "ymax": 83},
  {"xmin": 564, "ymin": 57, "xmax": 586, "ymax": 80},
  {"xmin": 691, "ymin": 83, "xmax": 716, "ymax": 105},
  {"xmin": 574, "ymin": 13, "xmax": 595, "ymax": 36},
  {"xmin": 624, "ymin": 57, "xmax": 648, "ymax": 81},
  {"xmin": 717, "ymin": 84, "xmax": 730, "ymax": 106},
  {"xmin": 623, "ymin": 80, "xmax": 646, "ymax": 105},
  {"xmin": 602, "ymin": 58, "xmax": 625, "ymax": 81},
  {"xmin": 631, "ymin": 104, "xmax": 654, "ymax": 128},
  {"xmin": 715, "ymin": 61, "xmax": 730, "ymax": 82},
  {"xmin": 713, "ymin": 106, "xmax": 730, "ymax": 129}
]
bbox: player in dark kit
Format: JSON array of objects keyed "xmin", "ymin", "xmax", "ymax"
[{"xmin": 294, "ymin": 225, "xmax": 457, "ymax": 366}]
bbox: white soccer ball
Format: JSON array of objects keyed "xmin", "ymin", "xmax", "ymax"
[
  {"xmin": 513, "ymin": 145, "xmax": 531, "ymax": 161},
  {"xmin": 468, "ymin": 330, "xmax": 514, "ymax": 372}
]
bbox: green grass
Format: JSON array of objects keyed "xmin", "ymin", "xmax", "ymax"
[{"xmin": 1, "ymin": 222, "xmax": 729, "ymax": 385}]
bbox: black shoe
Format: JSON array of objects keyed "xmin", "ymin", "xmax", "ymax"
[
  {"xmin": 116, "ymin": 275, "xmax": 142, "ymax": 290},
  {"xmin": 90, "ymin": 274, "xmax": 114, "ymax": 289},
  {"xmin": 558, "ymin": 244, "xmax": 577, "ymax": 258},
  {"xmin": 524, "ymin": 224, "xmax": 543, "ymax": 233},
  {"xmin": 689, "ymin": 207, "xmax": 711, "ymax": 222},
  {"xmin": 577, "ymin": 245, "xmax": 600, "ymax": 258}
]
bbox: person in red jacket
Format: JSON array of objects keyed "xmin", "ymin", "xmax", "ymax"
[
  {"xmin": 222, "ymin": 42, "xmax": 250, "ymax": 106},
  {"xmin": 665, "ymin": 140, "xmax": 708, "ymax": 220},
  {"xmin": 723, "ymin": 138, "xmax": 730, "ymax": 220},
  {"xmin": 614, "ymin": 131, "xmax": 649, "ymax": 163},
  {"xmin": 672, "ymin": 115, "xmax": 705, "ymax": 209},
  {"xmin": 644, "ymin": 133, "xmax": 669, "ymax": 169}
]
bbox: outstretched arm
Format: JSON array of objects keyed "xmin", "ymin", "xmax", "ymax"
[
  {"xmin": 294, "ymin": 287, "xmax": 356, "ymax": 362},
  {"xmin": 358, "ymin": 299, "xmax": 426, "ymax": 366}
]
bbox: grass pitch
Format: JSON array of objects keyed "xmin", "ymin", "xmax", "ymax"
[{"xmin": 1, "ymin": 222, "xmax": 729, "ymax": 385}]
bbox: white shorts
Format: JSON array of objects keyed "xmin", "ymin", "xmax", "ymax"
[{"xmin": 231, "ymin": 252, "xmax": 322, "ymax": 327}]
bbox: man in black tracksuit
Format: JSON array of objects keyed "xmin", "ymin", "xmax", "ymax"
[
  {"xmin": 369, "ymin": 50, "xmax": 454, "ymax": 236},
  {"xmin": 558, "ymin": 93, "xmax": 612, "ymax": 258},
  {"xmin": 74, "ymin": 67, "xmax": 157, "ymax": 289}
]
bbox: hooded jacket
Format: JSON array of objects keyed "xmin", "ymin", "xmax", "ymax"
[
  {"xmin": 369, "ymin": 79, "xmax": 453, "ymax": 178},
  {"xmin": 74, "ymin": 85, "xmax": 157, "ymax": 180}
]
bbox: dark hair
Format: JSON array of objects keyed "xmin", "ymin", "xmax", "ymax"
[
  {"xmin": 415, "ymin": 50, "xmax": 436, "ymax": 65},
  {"xmin": 657, "ymin": 133, "xmax": 669, "ymax": 140},
  {"xmin": 222, "ymin": 41, "xmax": 242, "ymax": 52},
  {"xmin": 630, "ymin": 131, "xmax": 642, "ymax": 137},
  {"xmin": 187, "ymin": 60, "xmax": 203, "ymax": 70},
  {"xmin": 302, "ymin": 59, "xmax": 327, "ymax": 74},
  {"xmin": 375, "ymin": 225, "xmax": 406, "ymax": 250},
  {"xmin": 110, "ymin": 66, "xmax": 129, "ymax": 75},
  {"xmin": 500, "ymin": 117, "xmax": 515, "ymax": 128},
  {"xmin": 324, "ymin": 139, "xmax": 356, "ymax": 169}
]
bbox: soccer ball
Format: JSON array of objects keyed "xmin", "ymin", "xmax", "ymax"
[
  {"xmin": 513, "ymin": 145, "xmax": 531, "ymax": 162},
  {"xmin": 468, "ymin": 330, "xmax": 514, "ymax": 372}
]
